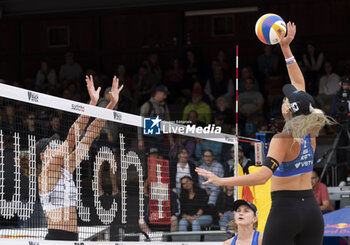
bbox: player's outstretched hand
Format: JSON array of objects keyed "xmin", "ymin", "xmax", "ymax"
[
  {"xmin": 109, "ymin": 76, "xmax": 124, "ymax": 106},
  {"xmin": 195, "ymin": 168, "xmax": 222, "ymax": 186},
  {"xmin": 85, "ymin": 75, "xmax": 101, "ymax": 106},
  {"xmin": 280, "ymin": 21, "xmax": 296, "ymax": 48}
]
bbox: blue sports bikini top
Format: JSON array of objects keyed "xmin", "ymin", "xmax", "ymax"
[
  {"xmin": 273, "ymin": 134, "xmax": 314, "ymax": 177},
  {"xmin": 231, "ymin": 230, "xmax": 260, "ymax": 245}
]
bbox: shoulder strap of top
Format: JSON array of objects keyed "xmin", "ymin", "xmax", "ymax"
[
  {"xmin": 252, "ymin": 231, "xmax": 260, "ymax": 245},
  {"xmin": 231, "ymin": 234, "xmax": 237, "ymax": 245}
]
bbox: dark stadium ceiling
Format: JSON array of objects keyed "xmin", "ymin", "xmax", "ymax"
[
  {"xmin": 0, "ymin": 0, "xmax": 320, "ymax": 16},
  {"xmin": 0, "ymin": 0, "xmax": 249, "ymax": 16}
]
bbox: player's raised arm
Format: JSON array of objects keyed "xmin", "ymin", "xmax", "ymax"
[
  {"xmin": 64, "ymin": 75, "xmax": 101, "ymax": 151},
  {"xmin": 280, "ymin": 22, "xmax": 305, "ymax": 92}
]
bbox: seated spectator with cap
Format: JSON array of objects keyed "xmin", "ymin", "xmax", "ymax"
[
  {"xmin": 182, "ymin": 87, "xmax": 211, "ymax": 125},
  {"xmin": 224, "ymin": 200, "xmax": 262, "ymax": 245},
  {"xmin": 311, "ymin": 170, "xmax": 334, "ymax": 213},
  {"xmin": 138, "ymin": 85, "xmax": 174, "ymax": 157}
]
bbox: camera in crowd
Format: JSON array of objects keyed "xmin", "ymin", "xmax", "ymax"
[{"xmin": 336, "ymin": 76, "xmax": 350, "ymax": 123}]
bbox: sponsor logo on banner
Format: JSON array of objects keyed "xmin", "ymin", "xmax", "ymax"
[
  {"xmin": 148, "ymin": 157, "xmax": 171, "ymax": 225},
  {"xmin": 143, "ymin": 116, "xmax": 161, "ymax": 135},
  {"xmin": 27, "ymin": 91, "xmax": 39, "ymax": 102},
  {"xmin": 326, "ymin": 223, "xmax": 350, "ymax": 229},
  {"xmin": 28, "ymin": 241, "xmax": 40, "ymax": 245},
  {"xmin": 71, "ymin": 104, "xmax": 85, "ymax": 112},
  {"xmin": 113, "ymin": 111, "xmax": 122, "ymax": 121}
]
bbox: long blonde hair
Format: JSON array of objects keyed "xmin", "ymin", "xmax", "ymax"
[{"xmin": 283, "ymin": 102, "xmax": 334, "ymax": 144}]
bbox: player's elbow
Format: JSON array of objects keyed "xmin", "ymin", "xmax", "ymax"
[
  {"xmin": 256, "ymin": 170, "xmax": 272, "ymax": 185},
  {"xmin": 256, "ymin": 176, "xmax": 269, "ymax": 185}
]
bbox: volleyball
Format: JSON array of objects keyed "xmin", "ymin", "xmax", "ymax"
[{"xmin": 255, "ymin": 13, "xmax": 286, "ymax": 45}]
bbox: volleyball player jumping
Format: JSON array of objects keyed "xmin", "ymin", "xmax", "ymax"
[
  {"xmin": 196, "ymin": 22, "xmax": 332, "ymax": 245},
  {"xmin": 21, "ymin": 75, "xmax": 123, "ymax": 240}
]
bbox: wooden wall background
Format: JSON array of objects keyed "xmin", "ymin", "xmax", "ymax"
[{"xmin": 0, "ymin": 0, "xmax": 348, "ymax": 82}]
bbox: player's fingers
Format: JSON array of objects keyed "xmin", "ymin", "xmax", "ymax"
[{"xmin": 203, "ymin": 180, "xmax": 210, "ymax": 185}]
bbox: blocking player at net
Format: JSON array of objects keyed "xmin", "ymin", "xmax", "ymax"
[{"xmin": 19, "ymin": 75, "xmax": 123, "ymax": 240}]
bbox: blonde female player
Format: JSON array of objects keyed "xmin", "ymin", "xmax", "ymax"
[
  {"xmin": 20, "ymin": 75, "xmax": 123, "ymax": 240},
  {"xmin": 196, "ymin": 22, "xmax": 332, "ymax": 245}
]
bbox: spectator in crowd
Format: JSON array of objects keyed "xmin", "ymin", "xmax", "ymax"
[
  {"xmin": 35, "ymin": 60, "xmax": 57, "ymax": 91},
  {"xmin": 170, "ymin": 147, "xmax": 198, "ymax": 194},
  {"xmin": 142, "ymin": 53, "xmax": 162, "ymax": 85},
  {"xmin": 132, "ymin": 64, "xmax": 155, "ymax": 108},
  {"xmin": 216, "ymin": 185, "xmax": 235, "ymax": 230},
  {"xmin": 239, "ymin": 66, "xmax": 260, "ymax": 93},
  {"xmin": 215, "ymin": 96, "xmax": 235, "ymax": 125},
  {"xmin": 316, "ymin": 61, "xmax": 341, "ymax": 114},
  {"xmin": 21, "ymin": 112, "xmax": 42, "ymax": 148},
  {"xmin": 1, "ymin": 103, "xmax": 22, "ymax": 140},
  {"xmin": 238, "ymin": 78, "xmax": 265, "ymax": 136},
  {"xmin": 186, "ymin": 110, "xmax": 206, "ymax": 128},
  {"xmin": 198, "ymin": 149, "xmax": 224, "ymax": 206},
  {"xmin": 204, "ymin": 60, "xmax": 234, "ymax": 105},
  {"xmin": 139, "ymin": 178, "xmax": 180, "ymax": 237},
  {"xmin": 47, "ymin": 113, "xmax": 64, "ymax": 139},
  {"xmin": 303, "ymin": 42, "xmax": 325, "ymax": 74},
  {"xmin": 195, "ymin": 137, "xmax": 222, "ymax": 163},
  {"xmin": 216, "ymin": 50, "xmax": 230, "ymax": 75},
  {"xmin": 311, "ymin": 170, "xmax": 334, "ymax": 213},
  {"xmin": 68, "ymin": 83, "xmax": 82, "ymax": 102},
  {"xmin": 138, "ymin": 85, "xmax": 174, "ymax": 156},
  {"xmin": 182, "ymin": 87, "xmax": 211, "ymax": 125},
  {"xmin": 302, "ymin": 41, "xmax": 325, "ymax": 95},
  {"xmin": 179, "ymin": 176, "xmax": 212, "ymax": 234},
  {"xmin": 213, "ymin": 112, "xmax": 232, "ymax": 134},
  {"xmin": 183, "ymin": 50, "xmax": 203, "ymax": 89},
  {"xmin": 115, "ymin": 64, "xmax": 133, "ymax": 95},
  {"xmin": 59, "ymin": 52, "xmax": 83, "ymax": 82},
  {"xmin": 164, "ymin": 57, "xmax": 184, "ymax": 103},
  {"xmin": 113, "ymin": 67, "xmax": 135, "ymax": 113},
  {"xmin": 169, "ymin": 135, "xmax": 196, "ymax": 162},
  {"xmin": 98, "ymin": 160, "xmax": 119, "ymax": 197},
  {"xmin": 330, "ymin": 76, "xmax": 350, "ymax": 118},
  {"xmin": 223, "ymin": 145, "xmax": 254, "ymax": 177},
  {"xmin": 223, "ymin": 200, "xmax": 262, "ymax": 245},
  {"xmin": 257, "ymin": 45, "xmax": 279, "ymax": 78}
]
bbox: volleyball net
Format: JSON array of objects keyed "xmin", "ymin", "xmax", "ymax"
[{"xmin": 0, "ymin": 83, "xmax": 242, "ymax": 242}]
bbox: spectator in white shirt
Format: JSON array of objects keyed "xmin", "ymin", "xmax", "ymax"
[{"xmin": 170, "ymin": 147, "xmax": 198, "ymax": 194}]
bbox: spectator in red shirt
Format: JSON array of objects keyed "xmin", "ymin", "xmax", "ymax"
[{"xmin": 311, "ymin": 170, "xmax": 334, "ymax": 213}]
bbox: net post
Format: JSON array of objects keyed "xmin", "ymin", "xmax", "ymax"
[{"xmin": 234, "ymin": 137, "xmax": 239, "ymax": 201}]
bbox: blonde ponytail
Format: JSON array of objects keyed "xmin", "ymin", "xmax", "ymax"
[{"xmin": 283, "ymin": 107, "xmax": 334, "ymax": 144}]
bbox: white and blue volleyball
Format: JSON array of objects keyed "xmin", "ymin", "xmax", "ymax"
[{"xmin": 255, "ymin": 13, "xmax": 286, "ymax": 45}]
